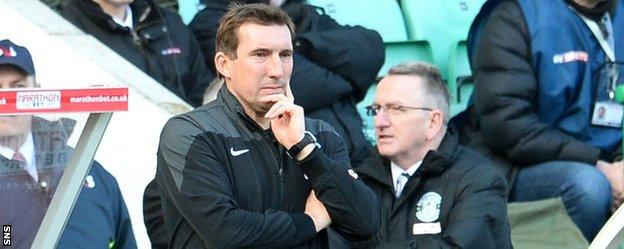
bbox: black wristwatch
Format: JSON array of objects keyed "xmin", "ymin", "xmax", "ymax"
[{"xmin": 286, "ymin": 131, "xmax": 318, "ymax": 159}]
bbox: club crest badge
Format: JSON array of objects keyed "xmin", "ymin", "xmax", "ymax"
[
  {"xmin": 415, "ymin": 192, "xmax": 442, "ymax": 222},
  {"xmin": 347, "ymin": 169, "xmax": 359, "ymax": 179}
]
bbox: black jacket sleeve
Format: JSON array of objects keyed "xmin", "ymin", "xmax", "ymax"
[
  {"xmin": 188, "ymin": 8, "xmax": 219, "ymax": 78},
  {"xmin": 183, "ymin": 25, "xmax": 214, "ymax": 107},
  {"xmin": 286, "ymin": 3, "xmax": 384, "ymax": 101},
  {"xmin": 156, "ymin": 118, "xmax": 317, "ymax": 248},
  {"xmin": 473, "ymin": 1, "xmax": 602, "ymax": 166},
  {"xmin": 143, "ymin": 179, "xmax": 168, "ymax": 249},
  {"xmin": 299, "ymin": 125, "xmax": 380, "ymax": 242},
  {"xmin": 291, "ymin": 53, "xmax": 355, "ymax": 112},
  {"xmin": 111, "ymin": 172, "xmax": 138, "ymax": 249}
]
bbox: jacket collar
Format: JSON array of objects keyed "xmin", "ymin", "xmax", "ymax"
[
  {"xmin": 217, "ymin": 84, "xmax": 267, "ymax": 133},
  {"xmin": 356, "ymin": 126, "xmax": 461, "ymax": 187},
  {"xmin": 75, "ymin": 0, "xmax": 160, "ymax": 31}
]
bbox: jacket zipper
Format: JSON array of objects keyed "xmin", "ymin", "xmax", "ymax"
[{"xmin": 259, "ymin": 132, "xmax": 286, "ymax": 207}]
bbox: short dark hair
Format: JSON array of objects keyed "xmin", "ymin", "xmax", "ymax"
[
  {"xmin": 216, "ymin": 3, "xmax": 295, "ymax": 59},
  {"xmin": 387, "ymin": 62, "xmax": 450, "ymax": 124}
]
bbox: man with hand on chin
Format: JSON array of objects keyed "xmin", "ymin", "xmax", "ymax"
[{"xmin": 154, "ymin": 4, "xmax": 379, "ymax": 248}]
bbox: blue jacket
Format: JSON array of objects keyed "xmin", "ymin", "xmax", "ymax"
[
  {"xmin": 520, "ymin": 0, "xmax": 624, "ymax": 152},
  {"xmin": 457, "ymin": 0, "xmax": 624, "ymax": 185}
]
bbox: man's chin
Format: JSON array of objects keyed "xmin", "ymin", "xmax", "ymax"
[
  {"xmin": 256, "ymin": 100, "xmax": 274, "ymax": 112},
  {"xmin": 246, "ymin": 102, "xmax": 272, "ymax": 118},
  {"xmin": 376, "ymin": 146, "xmax": 395, "ymax": 157}
]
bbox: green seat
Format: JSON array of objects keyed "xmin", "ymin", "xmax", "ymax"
[
  {"xmin": 448, "ymin": 41, "xmax": 473, "ymax": 115},
  {"xmin": 307, "ymin": 0, "xmax": 433, "ymax": 76},
  {"xmin": 308, "ymin": 0, "xmax": 435, "ymax": 144},
  {"xmin": 178, "ymin": 0, "xmax": 203, "ymax": 24},
  {"xmin": 381, "ymin": 40, "xmax": 434, "ymax": 76},
  {"xmin": 306, "ymin": 0, "xmax": 408, "ymax": 42},
  {"xmin": 402, "ymin": 0, "xmax": 484, "ymax": 106}
]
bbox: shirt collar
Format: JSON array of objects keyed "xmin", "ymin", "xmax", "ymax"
[
  {"xmin": 0, "ymin": 132, "xmax": 36, "ymax": 170},
  {"xmin": 390, "ymin": 160, "xmax": 421, "ymax": 186},
  {"xmin": 112, "ymin": 5, "xmax": 133, "ymax": 29}
]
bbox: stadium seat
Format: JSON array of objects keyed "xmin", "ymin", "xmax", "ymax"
[
  {"xmin": 306, "ymin": 0, "xmax": 408, "ymax": 42},
  {"xmin": 448, "ymin": 41, "xmax": 473, "ymax": 109},
  {"xmin": 178, "ymin": 0, "xmax": 204, "ymax": 24},
  {"xmin": 306, "ymin": 0, "xmax": 433, "ymax": 75},
  {"xmin": 382, "ymin": 40, "xmax": 434, "ymax": 76},
  {"xmin": 308, "ymin": 0, "xmax": 436, "ymax": 143},
  {"xmin": 401, "ymin": 0, "xmax": 485, "ymax": 104}
]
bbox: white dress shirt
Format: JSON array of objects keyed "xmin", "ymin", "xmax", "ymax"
[
  {"xmin": 112, "ymin": 5, "xmax": 134, "ymax": 29},
  {"xmin": 390, "ymin": 160, "xmax": 422, "ymax": 197}
]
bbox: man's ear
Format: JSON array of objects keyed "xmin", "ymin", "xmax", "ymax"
[
  {"xmin": 426, "ymin": 110, "xmax": 444, "ymax": 141},
  {"xmin": 215, "ymin": 52, "xmax": 232, "ymax": 79}
]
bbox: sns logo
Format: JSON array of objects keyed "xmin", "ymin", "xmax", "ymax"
[{"xmin": 3, "ymin": 225, "xmax": 10, "ymax": 246}]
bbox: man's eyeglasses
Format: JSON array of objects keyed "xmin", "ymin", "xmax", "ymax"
[{"xmin": 365, "ymin": 104, "xmax": 433, "ymax": 116}]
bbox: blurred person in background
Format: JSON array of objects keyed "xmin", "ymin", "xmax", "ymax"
[
  {"xmin": 62, "ymin": 0, "xmax": 211, "ymax": 107},
  {"xmin": 0, "ymin": 39, "xmax": 136, "ymax": 248}
]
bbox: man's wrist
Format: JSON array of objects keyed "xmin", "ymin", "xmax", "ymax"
[
  {"xmin": 286, "ymin": 133, "xmax": 305, "ymax": 150},
  {"xmin": 295, "ymin": 144, "xmax": 316, "ymax": 161},
  {"xmin": 305, "ymin": 212, "xmax": 330, "ymax": 232},
  {"xmin": 287, "ymin": 131, "xmax": 318, "ymax": 159}
]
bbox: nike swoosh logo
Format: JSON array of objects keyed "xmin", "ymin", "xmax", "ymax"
[{"xmin": 230, "ymin": 148, "xmax": 249, "ymax": 156}]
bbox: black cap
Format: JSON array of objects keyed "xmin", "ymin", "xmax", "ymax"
[{"xmin": 0, "ymin": 39, "xmax": 35, "ymax": 76}]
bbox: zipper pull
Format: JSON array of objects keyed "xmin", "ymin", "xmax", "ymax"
[{"xmin": 131, "ymin": 31, "xmax": 141, "ymax": 46}]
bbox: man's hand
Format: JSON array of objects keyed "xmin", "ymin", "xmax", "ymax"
[
  {"xmin": 596, "ymin": 160, "xmax": 624, "ymax": 212},
  {"xmin": 261, "ymin": 94, "xmax": 305, "ymax": 149},
  {"xmin": 305, "ymin": 191, "xmax": 331, "ymax": 232}
]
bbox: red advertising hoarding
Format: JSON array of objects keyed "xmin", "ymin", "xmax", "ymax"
[{"xmin": 0, "ymin": 87, "xmax": 128, "ymax": 114}]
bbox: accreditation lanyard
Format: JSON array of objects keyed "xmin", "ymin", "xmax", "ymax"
[
  {"xmin": 574, "ymin": 9, "xmax": 616, "ymax": 62},
  {"xmin": 571, "ymin": 7, "xmax": 619, "ymax": 100}
]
